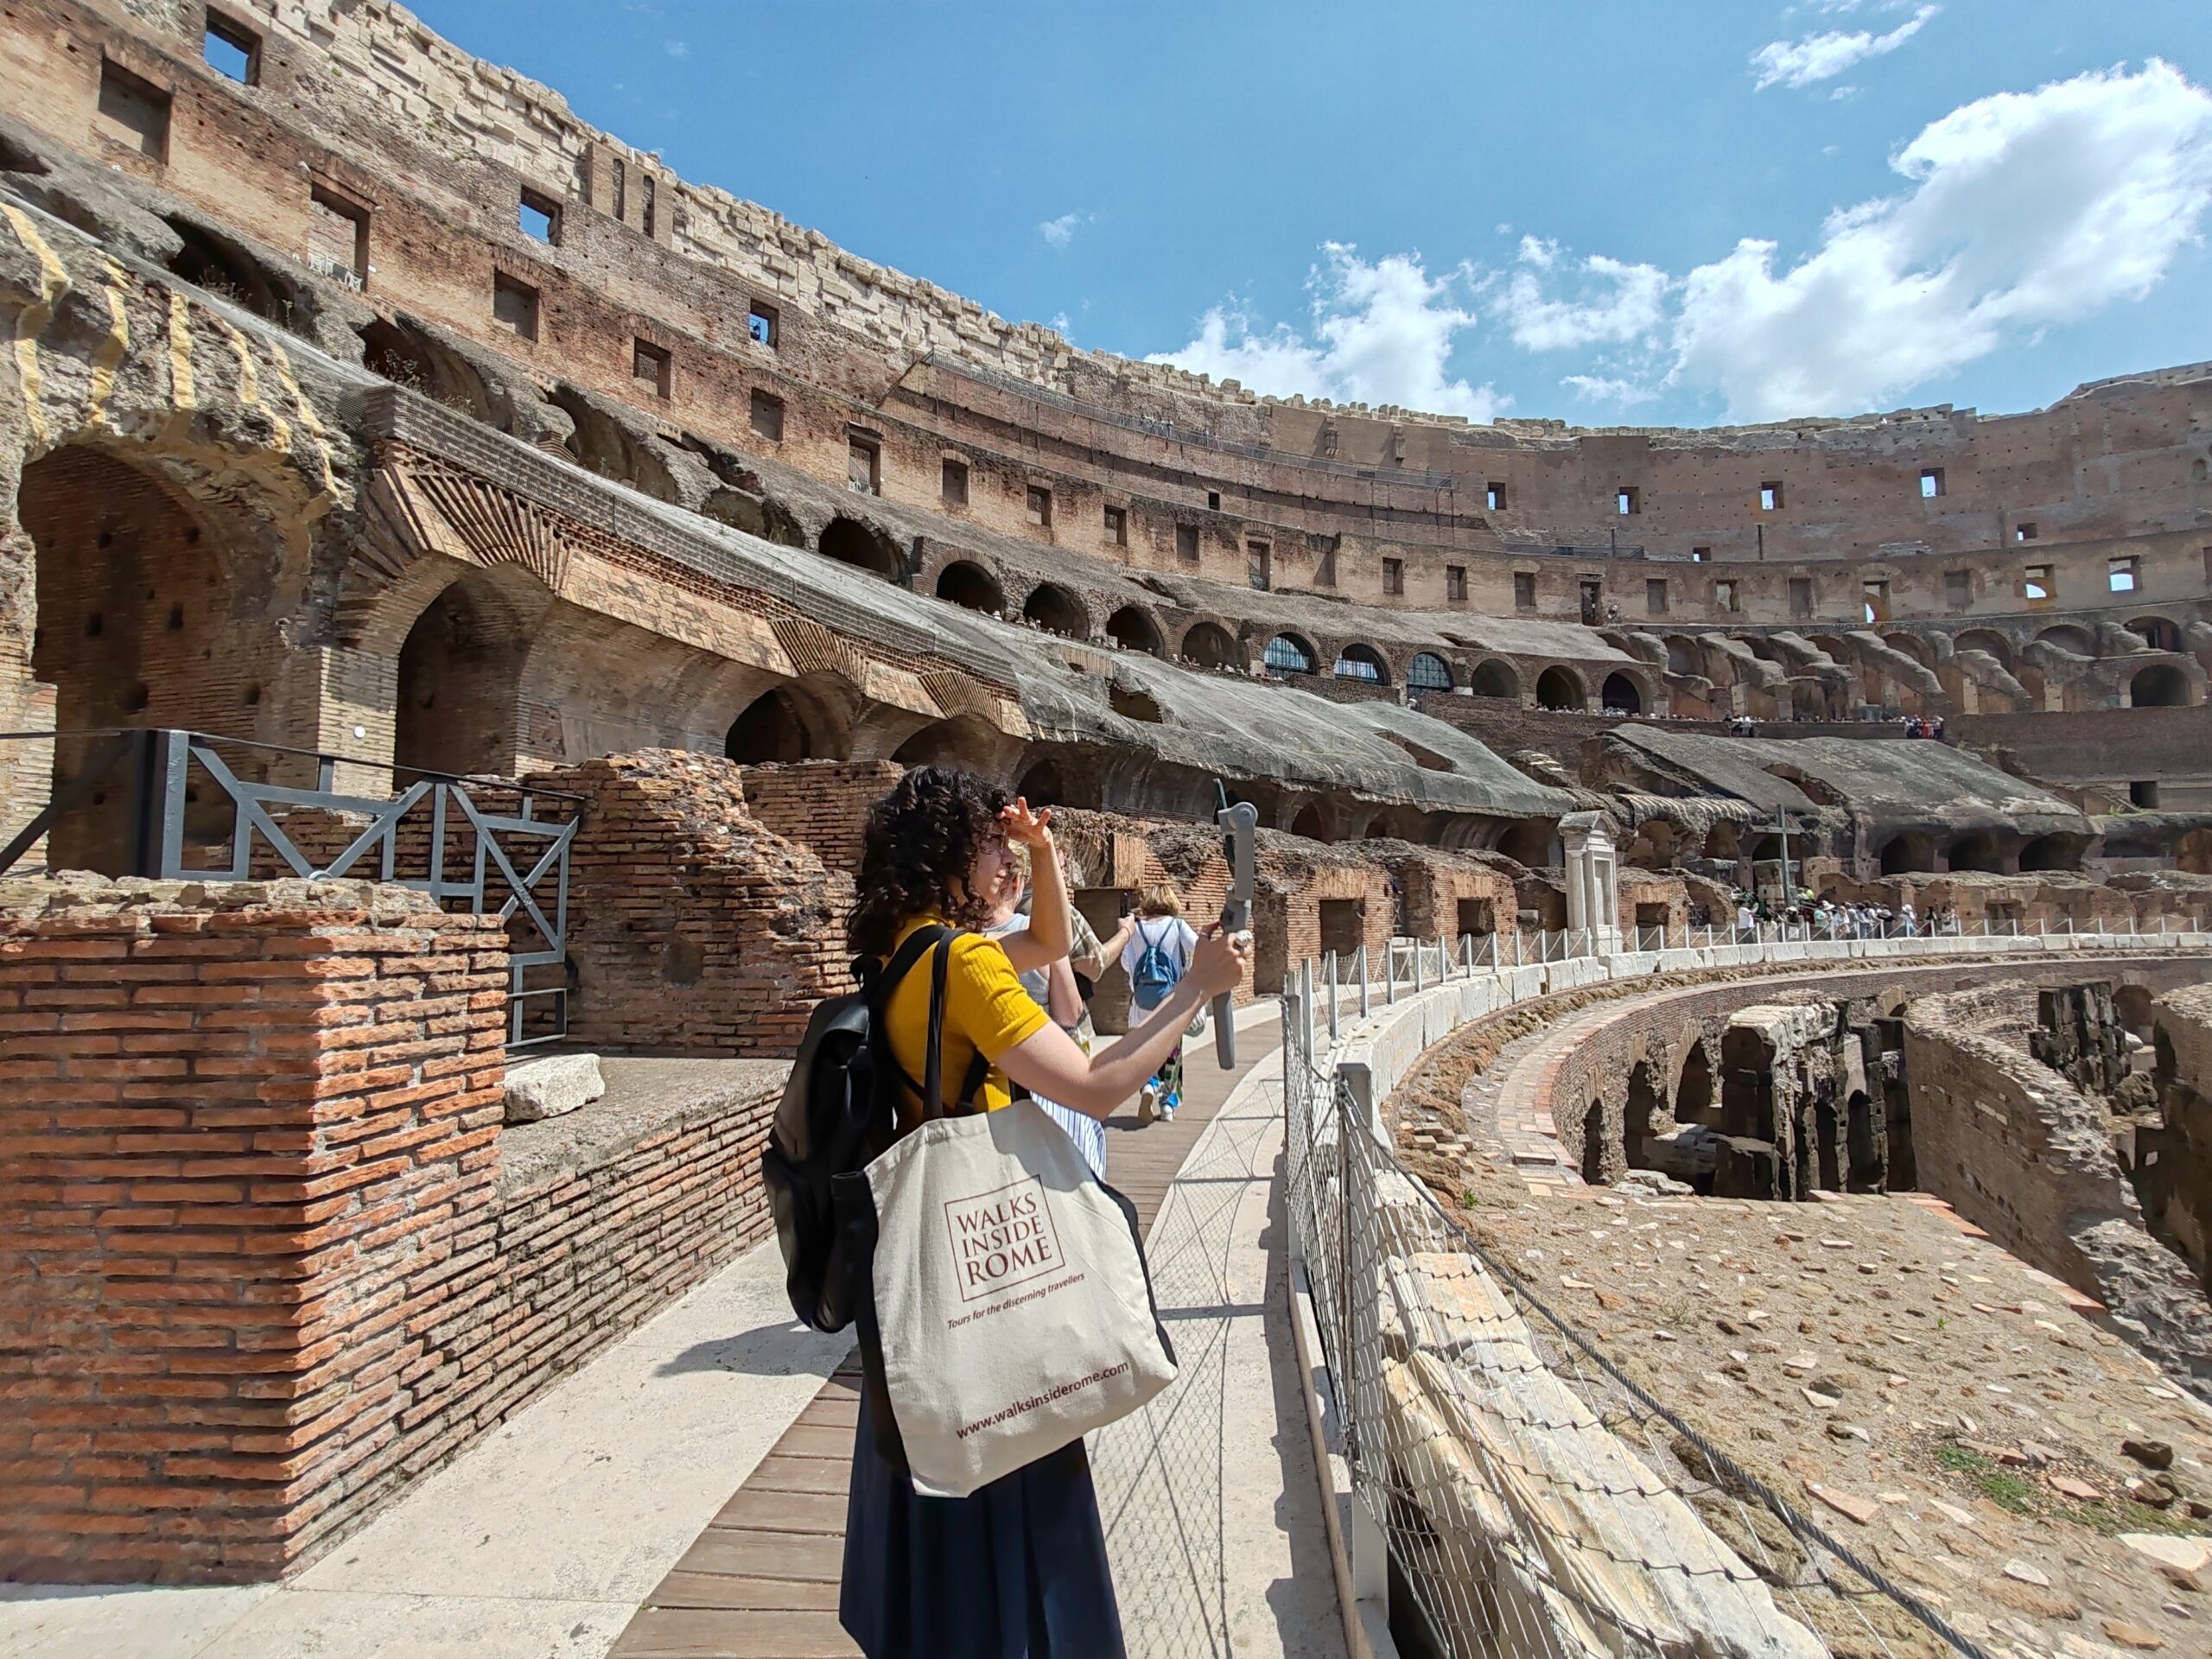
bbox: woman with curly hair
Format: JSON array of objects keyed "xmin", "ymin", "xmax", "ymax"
[{"xmin": 840, "ymin": 765, "xmax": 1248, "ymax": 1659}]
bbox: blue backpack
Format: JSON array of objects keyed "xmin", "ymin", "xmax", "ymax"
[{"xmin": 1129, "ymin": 919, "xmax": 1184, "ymax": 1011}]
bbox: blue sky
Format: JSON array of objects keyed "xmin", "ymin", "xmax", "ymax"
[{"xmin": 423, "ymin": 1, "xmax": 2212, "ymax": 428}]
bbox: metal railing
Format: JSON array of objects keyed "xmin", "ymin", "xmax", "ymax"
[
  {"xmin": 1278, "ymin": 922, "xmax": 2212, "ymax": 1658},
  {"xmin": 0, "ymin": 728, "xmax": 579, "ymax": 1046}
]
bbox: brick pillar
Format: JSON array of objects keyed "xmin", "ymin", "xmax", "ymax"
[{"xmin": 0, "ymin": 878, "xmax": 508, "ymax": 1583}]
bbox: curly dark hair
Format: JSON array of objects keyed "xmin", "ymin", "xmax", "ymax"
[{"xmin": 847, "ymin": 766, "xmax": 1013, "ymax": 958}]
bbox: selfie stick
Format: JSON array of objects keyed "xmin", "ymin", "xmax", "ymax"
[{"xmin": 1215, "ymin": 788, "xmax": 1258, "ymax": 1069}]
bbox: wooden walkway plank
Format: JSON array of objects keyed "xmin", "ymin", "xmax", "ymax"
[{"xmin": 606, "ymin": 1025, "xmax": 1280, "ymax": 1659}]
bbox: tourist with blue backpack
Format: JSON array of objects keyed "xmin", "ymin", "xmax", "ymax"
[{"xmin": 1121, "ymin": 885, "xmax": 1200, "ymax": 1122}]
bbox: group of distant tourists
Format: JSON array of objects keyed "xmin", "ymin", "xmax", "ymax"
[{"xmin": 1732, "ymin": 888, "xmax": 1961, "ymax": 939}]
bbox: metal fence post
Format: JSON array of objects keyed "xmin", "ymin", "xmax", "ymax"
[
  {"xmin": 1300, "ymin": 958, "xmax": 1316, "ymax": 1066},
  {"xmin": 1384, "ymin": 942, "xmax": 1395, "ymax": 1005},
  {"xmin": 1335, "ymin": 1061, "xmax": 1390, "ymax": 1635},
  {"xmin": 1326, "ymin": 950, "xmax": 1339, "ymax": 1039},
  {"xmin": 1358, "ymin": 942, "xmax": 1370, "ymax": 1016},
  {"xmin": 1413, "ymin": 938, "xmax": 1425, "ymax": 995}
]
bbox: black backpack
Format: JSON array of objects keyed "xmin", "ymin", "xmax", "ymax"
[{"xmin": 762, "ymin": 925, "xmax": 988, "ymax": 1333}]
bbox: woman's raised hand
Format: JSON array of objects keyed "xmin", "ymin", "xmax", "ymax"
[
  {"xmin": 999, "ymin": 797, "xmax": 1055, "ymax": 849},
  {"xmin": 1190, "ymin": 924, "xmax": 1249, "ymax": 996}
]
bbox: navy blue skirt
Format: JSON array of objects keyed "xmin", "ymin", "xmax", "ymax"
[{"xmin": 839, "ymin": 1379, "xmax": 1126, "ymax": 1659}]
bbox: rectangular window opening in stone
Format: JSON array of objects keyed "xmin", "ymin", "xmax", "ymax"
[
  {"xmin": 941, "ymin": 457, "xmax": 968, "ymax": 506},
  {"xmin": 1312, "ymin": 536, "xmax": 1338, "ymax": 587},
  {"xmin": 1025, "ymin": 484, "xmax": 1052, "ymax": 528},
  {"xmin": 2108, "ymin": 555, "xmax": 2139, "ymax": 593},
  {"xmin": 848, "ymin": 433, "xmax": 880, "ymax": 496},
  {"xmin": 1485, "ymin": 482, "xmax": 1506, "ymax": 512},
  {"xmin": 1691, "ymin": 545, "xmax": 1711, "ymax": 563},
  {"xmin": 1317, "ymin": 899, "xmax": 1363, "ymax": 957},
  {"xmin": 748, "ymin": 389, "xmax": 784, "ymax": 442},
  {"xmin": 1579, "ymin": 576, "xmax": 1601, "ymax": 624},
  {"xmin": 611, "ymin": 156, "xmax": 626, "ymax": 221},
  {"xmin": 491, "ymin": 271, "xmax": 538, "ymax": 340},
  {"xmin": 1789, "ymin": 576, "xmax": 1814, "ymax": 617},
  {"xmin": 1102, "ymin": 505, "xmax": 1125, "ymax": 544},
  {"xmin": 2015, "ymin": 521, "xmax": 2038, "ymax": 542},
  {"xmin": 1715, "ymin": 579, "xmax": 1739, "ymax": 613},
  {"xmin": 2204, "ymin": 545, "xmax": 2212, "ymax": 583},
  {"xmin": 748, "ymin": 299, "xmax": 779, "ymax": 349},
  {"xmin": 1920, "ymin": 467, "xmax": 1945, "ymax": 499},
  {"xmin": 1206, "ymin": 491, "xmax": 1221, "ymax": 511},
  {"xmin": 518, "ymin": 187, "xmax": 561, "ymax": 246},
  {"xmin": 203, "ymin": 10, "xmax": 260, "ymax": 83},
  {"xmin": 1945, "ymin": 568, "xmax": 1972, "ymax": 611},
  {"xmin": 306, "ymin": 185, "xmax": 368, "ymax": 289},
  {"xmin": 2132, "ymin": 780, "xmax": 2160, "ymax": 808},
  {"xmin": 1645, "ymin": 577, "xmax": 1668, "ymax": 614},
  {"xmin": 640, "ymin": 173, "xmax": 657, "ymax": 240},
  {"xmin": 1456, "ymin": 898, "xmax": 1495, "ymax": 939},
  {"xmin": 1248, "ymin": 542, "xmax": 1271, "ymax": 592},
  {"xmin": 1174, "ymin": 524, "xmax": 1198, "ymax": 562},
  {"xmin": 2023, "ymin": 563, "xmax": 2053, "ymax": 605},
  {"xmin": 1759, "ymin": 481, "xmax": 1783, "ymax": 512},
  {"xmin": 1861, "ymin": 577, "xmax": 1890, "ymax": 624},
  {"xmin": 1513, "ymin": 571, "xmax": 1536, "ymax": 610},
  {"xmin": 98, "ymin": 58, "xmax": 169, "ymax": 161},
  {"xmin": 1617, "ymin": 486, "xmax": 1640, "ymax": 516},
  {"xmin": 1382, "ymin": 557, "xmax": 1403, "ymax": 596},
  {"xmin": 1446, "ymin": 565, "xmax": 1466, "ymax": 603},
  {"xmin": 632, "ymin": 338, "xmax": 671, "ymax": 399}
]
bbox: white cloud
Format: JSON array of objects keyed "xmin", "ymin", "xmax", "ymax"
[
  {"xmin": 1516, "ymin": 235, "xmax": 1560, "ymax": 270},
  {"xmin": 1498, "ymin": 253, "xmax": 1669, "ymax": 352},
  {"xmin": 1149, "ymin": 245, "xmax": 1503, "ymax": 421},
  {"xmin": 1674, "ymin": 60, "xmax": 2212, "ymax": 417},
  {"xmin": 1039, "ymin": 212, "xmax": 1090, "ymax": 250},
  {"xmin": 1751, "ymin": 4, "xmax": 1936, "ymax": 91},
  {"xmin": 1049, "ymin": 312, "xmax": 1072, "ymax": 334},
  {"xmin": 664, "ymin": 38, "xmax": 689, "ymax": 56},
  {"xmin": 1562, "ymin": 373, "xmax": 1661, "ymax": 406}
]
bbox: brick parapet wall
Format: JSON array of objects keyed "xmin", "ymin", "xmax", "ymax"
[
  {"xmin": 737, "ymin": 760, "xmax": 904, "ymax": 877},
  {"xmin": 0, "ymin": 877, "xmax": 510, "ymax": 1583},
  {"xmin": 529, "ymin": 750, "xmax": 850, "ymax": 1056}
]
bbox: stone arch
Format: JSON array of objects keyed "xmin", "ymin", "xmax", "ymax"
[
  {"xmin": 1105, "ymin": 606, "xmax": 1167, "ymax": 658},
  {"xmin": 1673, "ymin": 1039, "xmax": 1716, "ymax": 1128},
  {"xmin": 2127, "ymin": 616, "xmax": 2183, "ymax": 653},
  {"xmin": 1663, "ymin": 636, "xmax": 1700, "ymax": 676},
  {"xmin": 1179, "ymin": 620, "xmax": 1238, "ymax": 670},
  {"xmin": 1948, "ymin": 831, "xmax": 2005, "ymax": 874},
  {"xmin": 18, "ymin": 444, "xmax": 296, "ymax": 871},
  {"xmin": 1535, "ymin": 665, "xmax": 1584, "ymax": 711},
  {"xmin": 1290, "ymin": 803, "xmax": 1327, "ymax": 842},
  {"xmin": 818, "ymin": 516, "xmax": 903, "ymax": 581},
  {"xmin": 394, "ymin": 567, "xmax": 546, "ymax": 779},
  {"xmin": 1878, "ymin": 833, "xmax": 1939, "ymax": 874},
  {"xmin": 1882, "ymin": 631, "xmax": 1936, "ymax": 667},
  {"xmin": 2035, "ymin": 623, "xmax": 2096, "ymax": 658},
  {"xmin": 164, "ymin": 215, "xmax": 308, "ymax": 338},
  {"xmin": 546, "ymin": 385, "xmax": 682, "ymax": 504},
  {"xmin": 1579, "ymin": 1098, "xmax": 1606, "ymax": 1184},
  {"xmin": 2113, "ymin": 983, "xmax": 2157, "ymax": 1042},
  {"xmin": 1406, "ymin": 652, "xmax": 1453, "ymax": 695},
  {"xmin": 2131, "ymin": 663, "xmax": 2191, "ymax": 708},
  {"xmin": 1262, "ymin": 632, "xmax": 1319, "ymax": 677},
  {"xmin": 1497, "ymin": 818, "xmax": 1558, "ymax": 868},
  {"xmin": 725, "ymin": 685, "xmax": 822, "ymax": 764},
  {"xmin": 2018, "ymin": 832, "xmax": 2083, "ymax": 873},
  {"xmin": 359, "ymin": 317, "xmax": 496, "ymax": 423},
  {"xmin": 1022, "ymin": 582, "xmax": 1088, "ymax": 639},
  {"xmin": 1599, "ymin": 671, "xmax": 1643, "ymax": 715},
  {"xmin": 1332, "ymin": 643, "xmax": 1389, "ymax": 684},
  {"xmin": 1014, "ymin": 756, "xmax": 1065, "ymax": 806},
  {"xmin": 893, "ymin": 714, "xmax": 1023, "ymax": 778},
  {"xmin": 1953, "ymin": 627, "xmax": 2013, "ymax": 667},
  {"xmin": 935, "ymin": 560, "xmax": 1005, "ymax": 613},
  {"xmin": 1470, "ymin": 658, "xmax": 1522, "ymax": 700}
]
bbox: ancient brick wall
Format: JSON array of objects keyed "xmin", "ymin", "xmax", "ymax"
[
  {"xmin": 737, "ymin": 759, "xmax": 903, "ymax": 876},
  {"xmin": 1904, "ymin": 982, "xmax": 2212, "ymax": 1397},
  {"xmin": 1389, "ymin": 849, "xmax": 1522, "ymax": 952},
  {"xmin": 531, "ymin": 750, "xmax": 850, "ymax": 1056},
  {"xmin": 1255, "ymin": 855, "xmax": 1392, "ymax": 994},
  {"xmin": 0, "ymin": 878, "xmax": 510, "ymax": 1583}
]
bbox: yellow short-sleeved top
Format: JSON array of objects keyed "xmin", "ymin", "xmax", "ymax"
[{"xmin": 880, "ymin": 916, "xmax": 1049, "ymax": 1129}]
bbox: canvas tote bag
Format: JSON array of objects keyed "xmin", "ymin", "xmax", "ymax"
[{"xmin": 859, "ymin": 1101, "xmax": 1178, "ymax": 1497}]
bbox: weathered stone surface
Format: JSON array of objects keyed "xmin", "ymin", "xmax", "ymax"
[{"xmin": 504, "ymin": 1053, "xmax": 608, "ymax": 1124}]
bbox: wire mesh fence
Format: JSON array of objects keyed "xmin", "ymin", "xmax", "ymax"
[{"xmin": 1282, "ymin": 995, "xmax": 1994, "ymax": 1659}]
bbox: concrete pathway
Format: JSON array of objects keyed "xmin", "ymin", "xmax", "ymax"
[
  {"xmin": 0, "ymin": 1235, "xmax": 853, "ymax": 1658},
  {"xmin": 1, "ymin": 1001, "xmax": 1338, "ymax": 1659}
]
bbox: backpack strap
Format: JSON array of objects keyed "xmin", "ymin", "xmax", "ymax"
[{"xmin": 874, "ymin": 925, "xmax": 994, "ymax": 1123}]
